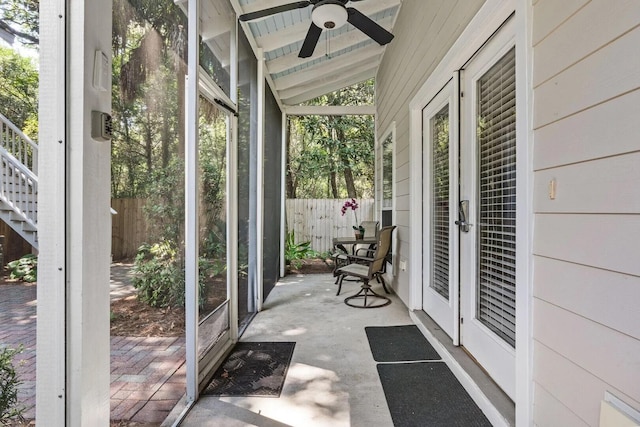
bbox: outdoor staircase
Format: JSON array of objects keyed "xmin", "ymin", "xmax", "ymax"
[{"xmin": 0, "ymin": 113, "xmax": 38, "ymax": 250}]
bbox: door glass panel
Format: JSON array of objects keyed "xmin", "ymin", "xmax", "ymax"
[
  {"xmin": 197, "ymin": 95, "xmax": 229, "ymax": 358},
  {"xmin": 476, "ymin": 47, "xmax": 516, "ymax": 348},
  {"xmin": 430, "ymin": 105, "xmax": 450, "ymax": 299}
]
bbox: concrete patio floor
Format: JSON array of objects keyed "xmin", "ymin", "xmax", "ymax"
[{"xmin": 168, "ymin": 273, "xmax": 413, "ymax": 427}]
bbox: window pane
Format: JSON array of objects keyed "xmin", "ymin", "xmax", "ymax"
[
  {"xmin": 382, "ymin": 134, "xmax": 393, "ymax": 208},
  {"xmin": 431, "ymin": 106, "xmax": 449, "ymax": 300},
  {"xmin": 476, "ymin": 47, "xmax": 516, "ymax": 348}
]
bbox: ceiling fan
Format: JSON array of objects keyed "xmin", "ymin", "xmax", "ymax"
[{"xmin": 239, "ymin": 0, "xmax": 394, "ymax": 58}]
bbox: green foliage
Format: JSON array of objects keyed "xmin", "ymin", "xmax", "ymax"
[
  {"xmin": 285, "ymin": 231, "xmax": 317, "ymax": 269},
  {"xmin": 142, "ymin": 158, "xmax": 185, "ymax": 244},
  {"xmin": 0, "ymin": 345, "xmax": 25, "ymax": 425},
  {"xmin": 6, "ymin": 254, "xmax": 37, "ymax": 283},
  {"xmin": 132, "ymin": 241, "xmax": 184, "ymax": 308},
  {"xmin": 287, "ymin": 79, "xmax": 375, "ymax": 199},
  {"xmin": 110, "ymin": 0, "xmax": 188, "ymax": 201},
  {"xmin": 0, "ymin": 46, "xmax": 39, "ymax": 137},
  {"xmin": 0, "ymin": 0, "xmax": 39, "ymax": 45},
  {"xmin": 132, "ymin": 241, "xmax": 218, "ymax": 309}
]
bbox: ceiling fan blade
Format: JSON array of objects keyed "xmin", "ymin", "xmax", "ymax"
[
  {"xmin": 298, "ymin": 23, "xmax": 323, "ymax": 58},
  {"xmin": 239, "ymin": 1, "xmax": 311, "ymax": 22},
  {"xmin": 346, "ymin": 7, "xmax": 394, "ymax": 45}
]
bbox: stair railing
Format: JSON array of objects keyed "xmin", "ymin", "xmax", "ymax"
[
  {"xmin": 0, "ymin": 113, "xmax": 38, "ymax": 175},
  {"xmin": 0, "ymin": 146, "xmax": 38, "ymax": 228}
]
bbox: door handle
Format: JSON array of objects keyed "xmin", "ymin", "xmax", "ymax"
[{"xmin": 455, "ymin": 200, "xmax": 472, "ymax": 232}]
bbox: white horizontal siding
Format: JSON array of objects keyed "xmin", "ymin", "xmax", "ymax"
[
  {"xmin": 534, "ymin": 89, "xmax": 640, "ymax": 171},
  {"xmin": 534, "ymin": 300, "xmax": 640, "ymax": 403},
  {"xmin": 532, "ymin": 0, "xmax": 640, "ymax": 424},
  {"xmin": 376, "ymin": 0, "xmax": 483, "ymax": 304},
  {"xmin": 534, "ymin": 383, "xmax": 590, "ymax": 427},
  {"xmin": 534, "ymin": 214, "xmax": 640, "ymax": 277},
  {"xmin": 534, "ymin": 257, "xmax": 640, "ymax": 341},
  {"xmin": 533, "ymin": 0, "xmax": 640, "ymax": 86},
  {"xmin": 534, "ymin": 340, "xmax": 640, "ymax": 426},
  {"xmin": 534, "ymin": 152, "xmax": 640, "ymax": 214},
  {"xmin": 534, "ymin": 23, "xmax": 640, "ymax": 128},
  {"xmin": 532, "ymin": 0, "xmax": 587, "ymax": 46}
]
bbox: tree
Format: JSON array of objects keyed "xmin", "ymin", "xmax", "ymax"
[
  {"xmin": 287, "ymin": 79, "xmax": 375, "ymax": 199},
  {"xmin": 0, "ymin": 46, "xmax": 38, "ymax": 138},
  {"xmin": 0, "ymin": 0, "xmax": 39, "ymax": 45},
  {"xmin": 110, "ymin": 0, "xmax": 187, "ymax": 201}
]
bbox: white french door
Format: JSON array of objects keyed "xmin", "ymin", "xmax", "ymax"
[
  {"xmin": 422, "ymin": 24, "xmax": 517, "ymax": 400},
  {"xmin": 422, "ymin": 81, "xmax": 459, "ymax": 342},
  {"xmin": 459, "ymin": 35, "xmax": 516, "ymax": 400}
]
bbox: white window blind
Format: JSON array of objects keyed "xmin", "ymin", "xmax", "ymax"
[
  {"xmin": 382, "ymin": 134, "xmax": 393, "ymax": 209},
  {"xmin": 430, "ymin": 106, "xmax": 450, "ymax": 299},
  {"xmin": 476, "ymin": 47, "xmax": 516, "ymax": 348}
]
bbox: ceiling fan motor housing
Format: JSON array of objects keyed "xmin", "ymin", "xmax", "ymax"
[{"xmin": 312, "ymin": 0, "xmax": 349, "ymax": 29}]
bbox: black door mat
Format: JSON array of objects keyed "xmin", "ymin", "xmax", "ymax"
[
  {"xmin": 202, "ymin": 341, "xmax": 295, "ymax": 397},
  {"xmin": 365, "ymin": 325, "xmax": 441, "ymax": 362},
  {"xmin": 378, "ymin": 362, "xmax": 492, "ymax": 427}
]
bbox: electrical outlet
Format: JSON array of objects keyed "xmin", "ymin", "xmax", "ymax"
[{"xmin": 399, "ymin": 259, "xmax": 407, "ymax": 271}]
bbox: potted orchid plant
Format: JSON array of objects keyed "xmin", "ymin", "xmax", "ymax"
[{"xmin": 341, "ymin": 198, "xmax": 365, "ymax": 239}]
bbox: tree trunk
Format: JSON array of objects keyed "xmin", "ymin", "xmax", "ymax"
[
  {"xmin": 176, "ymin": 60, "xmax": 186, "ymax": 159},
  {"xmin": 335, "ymin": 126, "xmax": 356, "ymax": 198},
  {"xmin": 285, "ymin": 123, "xmax": 296, "ymax": 198},
  {"xmin": 161, "ymin": 106, "xmax": 171, "ymax": 168},
  {"xmin": 327, "ymin": 143, "xmax": 339, "ymax": 198},
  {"xmin": 330, "ymin": 170, "xmax": 338, "ymax": 198},
  {"xmin": 145, "ymin": 110, "xmax": 153, "ymax": 174},
  {"xmin": 343, "ymin": 167, "xmax": 356, "ymax": 198}
]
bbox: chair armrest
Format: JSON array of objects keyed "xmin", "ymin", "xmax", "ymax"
[
  {"xmin": 355, "ymin": 247, "xmax": 375, "ymax": 257},
  {"xmin": 346, "ymin": 254, "xmax": 373, "ymax": 263}
]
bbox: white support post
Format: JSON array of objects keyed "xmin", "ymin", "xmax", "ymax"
[
  {"xmin": 229, "ymin": 114, "xmax": 239, "ymax": 341},
  {"xmin": 185, "ymin": 0, "xmax": 200, "ymax": 403},
  {"xmin": 36, "ymin": 0, "xmax": 66, "ymax": 423},
  {"xmin": 280, "ymin": 112, "xmax": 287, "ymax": 278},
  {"xmin": 256, "ymin": 48, "xmax": 265, "ymax": 311},
  {"xmin": 38, "ymin": 0, "xmax": 113, "ymax": 424}
]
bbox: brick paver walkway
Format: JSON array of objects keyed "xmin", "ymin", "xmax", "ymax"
[
  {"xmin": 0, "ymin": 283, "xmax": 37, "ymax": 419},
  {"xmin": 0, "ymin": 269, "xmax": 186, "ymax": 425}
]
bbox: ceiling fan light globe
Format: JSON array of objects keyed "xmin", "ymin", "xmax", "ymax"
[{"xmin": 312, "ymin": 3, "xmax": 348, "ymax": 30}]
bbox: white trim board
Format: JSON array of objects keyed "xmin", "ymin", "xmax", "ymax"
[{"xmin": 284, "ymin": 105, "xmax": 376, "ymax": 116}]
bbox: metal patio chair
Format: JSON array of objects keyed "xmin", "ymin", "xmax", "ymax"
[
  {"xmin": 335, "ymin": 225, "xmax": 396, "ymax": 308},
  {"xmin": 331, "ymin": 220, "xmax": 379, "ymax": 280}
]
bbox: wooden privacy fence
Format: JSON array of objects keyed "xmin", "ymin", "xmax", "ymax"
[
  {"xmin": 111, "ymin": 198, "xmax": 148, "ymax": 260},
  {"xmin": 286, "ymin": 199, "xmax": 374, "ymax": 253},
  {"xmin": 112, "ymin": 198, "xmax": 374, "ymax": 259}
]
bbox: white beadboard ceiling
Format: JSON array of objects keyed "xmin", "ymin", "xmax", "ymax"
[{"xmin": 194, "ymin": 0, "xmax": 402, "ymax": 106}]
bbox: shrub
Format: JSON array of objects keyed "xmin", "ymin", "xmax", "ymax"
[
  {"xmin": 0, "ymin": 345, "xmax": 25, "ymax": 425},
  {"xmin": 132, "ymin": 241, "xmax": 214, "ymax": 309},
  {"xmin": 6, "ymin": 254, "xmax": 37, "ymax": 283},
  {"xmin": 285, "ymin": 231, "xmax": 317, "ymax": 269},
  {"xmin": 132, "ymin": 241, "xmax": 185, "ymax": 308}
]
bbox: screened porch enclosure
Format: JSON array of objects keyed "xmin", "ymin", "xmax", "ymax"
[{"xmin": 180, "ymin": 0, "xmax": 285, "ymax": 404}]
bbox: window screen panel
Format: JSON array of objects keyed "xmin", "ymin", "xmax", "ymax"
[
  {"xmin": 430, "ymin": 106, "xmax": 450, "ymax": 300},
  {"xmin": 476, "ymin": 47, "xmax": 516, "ymax": 348}
]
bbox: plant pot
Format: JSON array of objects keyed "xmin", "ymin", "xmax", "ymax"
[{"xmin": 354, "ymin": 233, "xmax": 363, "ymax": 240}]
